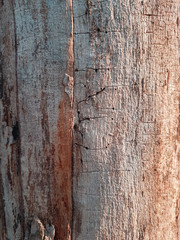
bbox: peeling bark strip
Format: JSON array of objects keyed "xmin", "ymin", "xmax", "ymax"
[
  {"xmin": 0, "ymin": 0, "xmax": 74, "ymax": 239},
  {"xmin": 29, "ymin": 217, "xmax": 55, "ymax": 240}
]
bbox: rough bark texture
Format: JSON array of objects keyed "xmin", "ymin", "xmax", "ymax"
[
  {"xmin": 0, "ymin": 0, "xmax": 179, "ymax": 240},
  {"xmin": 72, "ymin": 0, "xmax": 179, "ymax": 239},
  {"xmin": 0, "ymin": 1, "xmax": 73, "ymax": 239}
]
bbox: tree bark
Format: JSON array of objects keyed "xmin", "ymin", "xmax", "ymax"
[
  {"xmin": 72, "ymin": 1, "xmax": 179, "ymax": 239},
  {"xmin": 0, "ymin": 1, "xmax": 73, "ymax": 239},
  {"xmin": 0, "ymin": 0, "xmax": 179, "ymax": 240}
]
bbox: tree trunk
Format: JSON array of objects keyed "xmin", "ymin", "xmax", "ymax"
[{"xmin": 0, "ymin": 0, "xmax": 179, "ymax": 240}]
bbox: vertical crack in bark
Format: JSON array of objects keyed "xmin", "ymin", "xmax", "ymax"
[
  {"xmin": 71, "ymin": 0, "xmax": 75, "ymax": 239},
  {"xmin": 12, "ymin": 1, "xmax": 25, "ymax": 237}
]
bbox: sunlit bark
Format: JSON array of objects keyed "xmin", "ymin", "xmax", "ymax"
[
  {"xmin": 0, "ymin": 0, "xmax": 179, "ymax": 240},
  {"xmin": 72, "ymin": 0, "xmax": 179, "ymax": 239}
]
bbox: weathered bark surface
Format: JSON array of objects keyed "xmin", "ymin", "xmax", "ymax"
[
  {"xmin": 0, "ymin": 1, "xmax": 73, "ymax": 239},
  {"xmin": 72, "ymin": 0, "xmax": 179, "ymax": 239},
  {"xmin": 0, "ymin": 0, "xmax": 179, "ymax": 240}
]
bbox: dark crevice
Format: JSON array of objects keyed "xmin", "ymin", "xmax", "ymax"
[
  {"xmin": 77, "ymin": 87, "xmax": 105, "ymax": 105},
  {"xmin": 0, "ymin": 0, "xmax": 4, "ymax": 7},
  {"xmin": 75, "ymin": 67, "xmax": 110, "ymax": 72},
  {"xmin": 12, "ymin": 121, "xmax": 19, "ymax": 141},
  {"xmin": 75, "ymin": 143, "xmax": 109, "ymax": 151},
  {"xmin": 12, "ymin": 1, "xmax": 25, "ymax": 238},
  {"xmin": 143, "ymin": 13, "xmax": 159, "ymax": 17}
]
